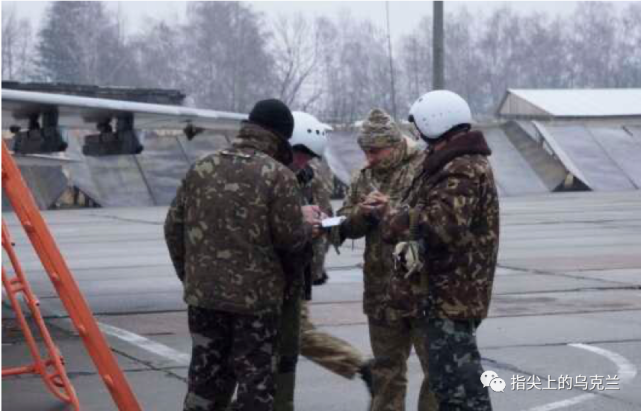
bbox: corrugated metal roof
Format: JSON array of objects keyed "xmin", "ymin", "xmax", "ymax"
[{"xmin": 503, "ymin": 89, "xmax": 641, "ymax": 117}]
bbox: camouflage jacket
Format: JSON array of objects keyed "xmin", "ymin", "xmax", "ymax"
[
  {"xmin": 164, "ymin": 123, "xmax": 312, "ymax": 315},
  {"xmin": 385, "ymin": 130, "xmax": 500, "ymax": 320},
  {"xmin": 304, "ymin": 159, "xmax": 335, "ymax": 285},
  {"xmin": 305, "ymin": 158, "xmax": 334, "ymax": 217},
  {"xmin": 337, "ymin": 138, "xmax": 425, "ymax": 319}
]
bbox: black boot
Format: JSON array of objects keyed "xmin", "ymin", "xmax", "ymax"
[{"xmin": 358, "ymin": 359, "xmax": 374, "ymax": 396}]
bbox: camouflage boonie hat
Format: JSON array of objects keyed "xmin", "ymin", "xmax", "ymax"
[{"xmin": 357, "ymin": 108, "xmax": 403, "ymax": 149}]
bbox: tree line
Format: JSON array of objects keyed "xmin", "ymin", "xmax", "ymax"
[{"xmin": 3, "ymin": 1, "xmax": 640, "ymax": 123}]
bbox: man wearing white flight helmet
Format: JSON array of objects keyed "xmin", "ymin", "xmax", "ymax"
[
  {"xmin": 275, "ymin": 112, "xmax": 372, "ymax": 411},
  {"xmin": 382, "ymin": 90, "xmax": 500, "ymax": 411}
]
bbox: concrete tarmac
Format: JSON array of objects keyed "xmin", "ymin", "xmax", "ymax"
[{"xmin": 3, "ymin": 191, "xmax": 641, "ymax": 410}]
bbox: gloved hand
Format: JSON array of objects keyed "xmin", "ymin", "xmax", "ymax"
[{"xmin": 393, "ymin": 241, "xmax": 423, "ymax": 278}]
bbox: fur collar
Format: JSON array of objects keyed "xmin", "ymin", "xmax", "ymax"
[{"xmin": 423, "ymin": 131, "xmax": 491, "ymax": 176}]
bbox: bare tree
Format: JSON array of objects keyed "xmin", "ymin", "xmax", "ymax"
[
  {"xmin": 132, "ymin": 19, "xmax": 187, "ymax": 90},
  {"xmin": 476, "ymin": 6, "xmax": 524, "ymax": 112},
  {"xmin": 11, "ymin": 1, "xmax": 638, "ymax": 119},
  {"xmin": 568, "ymin": 2, "xmax": 617, "ymax": 87},
  {"xmin": 614, "ymin": 3, "xmax": 641, "ymax": 87},
  {"xmin": 443, "ymin": 8, "xmax": 481, "ymax": 110},
  {"xmin": 398, "ymin": 16, "xmax": 433, "ymax": 113},
  {"xmin": 316, "ymin": 13, "xmax": 393, "ymax": 123},
  {"xmin": 2, "ymin": 5, "xmax": 33, "ymax": 81},
  {"xmin": 516, "ymin": 13, "xmax": 569, "ymax": 89},
  {"xmin": 271, "ymin": 14, "xmax": 323, "ymax": 108},
  {"xmin": 35, "ymin": 1, "xmax": 139, "ymax": 86},
  {"xmin": 183, "ymin": 2, "xmax": 274, "ymax": 112}
]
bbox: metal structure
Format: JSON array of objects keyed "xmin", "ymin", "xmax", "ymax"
[
  {"xmin": 2, "ymin": 87, "xmax": 246, "ymax": 160},
  {"xmin": 533, "ymin": 122, "xmax": 641, "ymax": 191},
  {"xmin": 81, "ymin": 113, "xmax": 144, "ymax": 156},
  {"xmin": 483, "ymin": 126, "xmax": 550, "ymax": 196},
  {"xmin": 1, "ymin": 140, "xmax": 142, "ymax": 410},
  {"xmin": 497, "ymin": 88, "xmax": 641, "ymax": 119},
  {"xmin": 385, "ymin": 1, "xmax": 398, "ymax": 120},
  {"xmin": 501, "ymin": 120, "xmax": 569, "ymax": 192},
  {"xmin": 60, "ymin": 129, "xmax": 233, "ymax": 208},
  {"xmin": 432, "ymin": 1, "xmax": 444, "ymax": 90},
  {"xmin": 2, "ymin": 220, "xmax": 80, "ymax": 410},
  {"xmin": 494, "ymin": 88, "xmax": 641, "ymax": 193}
]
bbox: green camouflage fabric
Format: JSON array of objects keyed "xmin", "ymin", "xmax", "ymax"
[
  {"xmin": 338, "ymin": 137, "xmax": 425, "ymax": 320},
  {"xmin": 338, "ymin": 136, "xmax": 436, "ymax": 411},
  {"xmin": 274, "ymin": 158, "xmax": 334, "ymax": 411},
  {"xmin": 368, "ymin": 316, "xmax": 438, "ymax": 411},
  {"xmin": 300, "ymin": 301, "xmax": 364, "ymax": 379},
  {"xmin": 274, "ymin": 291, "xmax": 301, "ymax": 411},
  {"xmin": 305, "ymin": 158, "xmax": 334, "ymax": 216},
  {"xmin": 305, "ymin": 158, "xmax": 334, "ymax": 284},
  {"xmin": 164, "ymin": 123, "xmax": 312, "ymax": 315},
  {"xmin": 384, "ymin": 130, "xmax": 500, "ymax": 320},
  {"xmin": 184, "ymin": 305, "xmax": 279, "ymax": 411},
  {"xmin": 274, "ymin": 160, "xmax": 367, "ymax": 410},
  {"xmin": 426, "ymin": 318, "xmax": 493, "ymax": 411},
  {"xmin": 357, "ymin": 108, "xmax": 404, "ymax": 149}
]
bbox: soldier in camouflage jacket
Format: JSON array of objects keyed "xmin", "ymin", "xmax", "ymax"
[
  {"xmin": 383, "ymin": 90, "xmax": 499, "ymax": 411},
  {"xmin": 164, "ymin": 99, "xmax": 317, "ymax": 411},
  {"xmin": 274, "ymin": 112, "xmax": 373, "ymax": 411},
  {"xmin": 385, "ymin": 131, "xmax": 499, "ymax": 320},
  {"xmin": 337, "ymin": 109, "xmax": 437, "ymax": 411}
]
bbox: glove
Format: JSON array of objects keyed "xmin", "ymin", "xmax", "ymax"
[{"xmin": 393, "ymin": 241, "xmax": 423, "ymax": 278}]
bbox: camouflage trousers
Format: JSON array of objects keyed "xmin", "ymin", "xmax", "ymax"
[
  {"xmin": 274, "ymin": 297, "xmax": 366, "ymax": 411},
  {"xmin": 184, "ymin": 305, "xmax": 279, "ymax": 411},
  {"xmin": 301, "ymin": 301, "xmax": 364, "ymax": 379},
  {"xmin": 425, "ymin": 318, "xmax": 493, "ymax": 411},
  {"xmin": 274, "ymin": 293, "xmax": 301, "ymax": 411},
  {"xmin": 368, "ymin": 315, "xmax": 438, "ymax": 411}
]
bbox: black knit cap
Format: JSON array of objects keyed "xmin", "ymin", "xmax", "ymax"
[{"xmin": 248, "ymin": 98, "xmax": 295, "ymax": 140}]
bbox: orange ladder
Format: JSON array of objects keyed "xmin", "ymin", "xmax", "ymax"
[
  {"xmin": 1, "ymin": 140, "xmax": 142, "ymax": 410},
  {"xmin": 2, "ymin": 220, "xmax": 81, "ymax": 409}
]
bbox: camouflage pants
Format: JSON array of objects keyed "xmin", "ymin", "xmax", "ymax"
[
  {"xmin": 425, "ymin": 318, "xmax": 493, "ymax": 411},
  {"xmin": 368, "ymin": 315, "xmax": 438, "ymax": 411},
  {"xmin": 301, "ymin": 301, "xmax": 364, "ymax": 379},
  {"xmin": 274, "ymin": 293, "xmax": 301, "ymax": 411},
  {"xmin": 310, "ymin": 236, "xmax": 330, "ymax": 284},
  {"xmin": 184, "ymin": 305, "xmax": 279, "ymax": 411}
]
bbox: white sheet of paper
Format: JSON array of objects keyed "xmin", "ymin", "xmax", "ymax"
[{"xmin": 321, "ymin": 216, "xmax": 346, "ymax": 228}]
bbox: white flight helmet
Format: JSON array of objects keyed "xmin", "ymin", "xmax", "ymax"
[
  {"xmin": 408, "ymin": 90, "xmax": 472, "ymax": 140},
  {"xmin": 290, "ymin": 111, "xmax": 330, "ymax": 157}
]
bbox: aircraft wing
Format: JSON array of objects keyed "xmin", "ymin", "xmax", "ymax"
[
  {"xmin": 11, "ymin": 153, "xmax": 79, "ymax": 166},
  {"xmin": 1, "ymin": 89, "xmax": 248, "ymax": 132},
  {"xmin": 1, "ymin": 89, "xmax": 351, "ymax": 183}
]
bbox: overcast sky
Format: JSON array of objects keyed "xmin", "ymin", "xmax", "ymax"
[{"xmin": 4, "ymin": 1, "xmax": 630, "ymax": 43}]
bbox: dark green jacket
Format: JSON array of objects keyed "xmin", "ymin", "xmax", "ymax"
[
  {"xmin": 164, "ymin": 123, "xmax": 312, "ymax": 315},
  {"xmin": 385, "ymin": 130, "xmax": 500, "ymax": 320}
]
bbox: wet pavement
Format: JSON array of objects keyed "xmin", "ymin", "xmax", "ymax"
[{"xmin": 3, "ymin": 190, "xmax": 641, "ymax": 410}]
